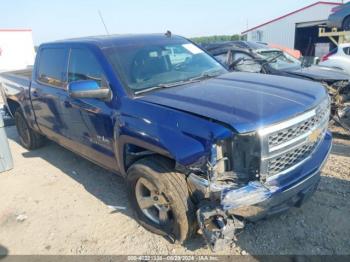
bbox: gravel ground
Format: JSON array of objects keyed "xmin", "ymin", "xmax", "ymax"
[{"xmin": 0, "ymin": 124, "xmax": 349, "ymax": 256}]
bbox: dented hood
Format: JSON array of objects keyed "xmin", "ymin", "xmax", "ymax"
[{"xmin": 139, "ymin": 72, "xmax": 327, "ymax": 133}]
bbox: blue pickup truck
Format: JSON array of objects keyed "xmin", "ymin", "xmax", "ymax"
[{"xmin": 0, "ymin": 34, "xmax": 332, "ymax": 250}]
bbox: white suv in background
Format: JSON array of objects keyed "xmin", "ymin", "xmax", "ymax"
[{"xmin": 319, "ymin": 43, "xmax": 350, "ymax": 75}]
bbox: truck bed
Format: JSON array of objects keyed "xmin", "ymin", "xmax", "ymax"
[
  {"xmin": 0, "ymin": 68, "xmax": 32, "ymax": 98},
  {"xmin": 1, "ymin": 68, "xmax": 33, "ymax": 80}
]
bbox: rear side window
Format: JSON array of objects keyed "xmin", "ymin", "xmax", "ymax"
[
  {"xmin": 68, "ymin": 48, "xmax": 104, "ymax": 86},
  {"xmin": 37, "ymin": 48, "xmax": 67, "ymax": 88}
]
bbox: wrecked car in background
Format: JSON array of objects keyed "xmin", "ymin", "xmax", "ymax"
[
  {"xmin": 327, "ymin": 1, "xmax": 350, "ymax": 31},
  {"xmin": 0, "ymin": 34, "xmax": 332, "ymax": 251},
  {"xmin": 205, "ymin": 41, "xmax": 350, "ymax": 133}
]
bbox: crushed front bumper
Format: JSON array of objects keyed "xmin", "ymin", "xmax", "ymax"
[
  {"xmin": 224, "ymin": 165, "xmax": 321, "ymax": 221},
  {"xmin": 197, "ymin": 131, "xmax": 332, "ymax": 251}
]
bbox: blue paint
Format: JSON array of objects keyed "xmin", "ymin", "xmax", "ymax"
[{"xmin": 1, "ymin": 34, "xmax": 332, "ymax": 203}]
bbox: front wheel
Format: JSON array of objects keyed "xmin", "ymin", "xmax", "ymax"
[{"xmin": 126, "ymin": 156, "xmax": 196, "ymax": 243}]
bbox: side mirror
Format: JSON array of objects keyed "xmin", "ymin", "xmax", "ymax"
[{"xmin": 68, "ymin": 80, "xmax": 112, "ymax": 101}]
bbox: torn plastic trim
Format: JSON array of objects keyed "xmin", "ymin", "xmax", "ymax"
[
  {"xmin": 188, "ymin": 172, "xmax": 275, "ymax": 210},
  {"xmin": 197, "ymin": 204, "xmax": 244, "ymax": 252},
  {"xmin": 187, "ymin": 173, "xmax": 210, "ymax": 200},
  {"xmin": 194, "ymin": 180, "xmax": 273, "ymax": 252},
  {"xmin": 189, "ymin": 169, "xmax": 274, "ymax": 251},
  {"xmin": 187, "ymin": 171, "xmax": 242, "ymax": 202},
  {"xmin": 221, "ymin": 181, "xmax": 275, "ymax": 210}
]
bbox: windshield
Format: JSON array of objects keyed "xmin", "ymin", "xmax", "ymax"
[
  {"xmin": 104, "ymin": 39, "xmax": 227, "ymax": 94},
  {"xmin": 257, "ymin": 50, "xmax": 302, "ymax": 70}
]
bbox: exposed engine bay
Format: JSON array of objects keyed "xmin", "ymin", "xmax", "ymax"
[{"xmin": 324, "ymin": 80, "xmax": 350, "ymax": 132}]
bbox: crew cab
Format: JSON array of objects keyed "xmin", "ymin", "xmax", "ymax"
[{"xmin": 0, "ymin": 34, "xmax": 332, "ymax": 251}]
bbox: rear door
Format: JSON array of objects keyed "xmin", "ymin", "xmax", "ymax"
[{"xmin": 31, "ymin": 46, "xmax": 69, "ymax": 139}]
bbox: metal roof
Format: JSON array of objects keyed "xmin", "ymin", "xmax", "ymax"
[
  {"xmin": 48, "ymin": 34, "xmax": 186, "ymax": 48},
  {"xmin": 241, "ymin": 1, "xmax": 340, "ymax": 34}
]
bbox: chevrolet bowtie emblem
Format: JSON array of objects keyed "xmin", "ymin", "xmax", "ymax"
[{"xmin": 309, "ymin": 128, "xmax": 322, "ymax": 143}]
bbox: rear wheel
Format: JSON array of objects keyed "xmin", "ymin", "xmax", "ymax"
[
  {"xmin": 14, "ymin": 108, "xmax": 46, "ymax": 150},
  {"xmin": 126, "ymin": 156, "xmax": 196, "ymax": 243}
]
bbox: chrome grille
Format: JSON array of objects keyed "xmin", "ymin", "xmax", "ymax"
[
  {"xmin": 268, "ymin": 102, "xmax": 329, "ymax": 148},
  {"xmin": 259, "ymin": 97, "xmax": 330, "ymax": 180},
  {"xmin": 267, "ymin": 142, "xmax": 317, "ymax": 176}
]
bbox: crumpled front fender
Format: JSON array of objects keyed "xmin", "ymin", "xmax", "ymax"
[{"xmin": 116, "ymin": 98, "xmax": 233, "ymax": 174}]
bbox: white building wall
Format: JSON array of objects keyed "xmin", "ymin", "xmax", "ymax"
[
  {"xmin": 0, "ymin": 30, "xmax": 36, "ymax": 72},
  {"xmin": 244, "ymin": 4, "xmax": 336, "ymax": 48}
]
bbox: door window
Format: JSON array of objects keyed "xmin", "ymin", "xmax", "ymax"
[
  {"xmin": 68, "ymin": 48, "xmax": 104, "ymax": 87},
  {"xmin": 37, "ymin": 48, "xmax": 67, "ymax": 88}
]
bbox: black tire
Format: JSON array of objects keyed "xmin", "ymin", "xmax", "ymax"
[
  {"xmin": 14, "ymin": 108, "xmax": 46, "ymax": 150},
  {"xmin": 126, "ymin": 156, "xmax": 196, "ymax": 243},
  {"xmin": 342, "ymin": 16, "xmax": 350, "ymax": 31}
]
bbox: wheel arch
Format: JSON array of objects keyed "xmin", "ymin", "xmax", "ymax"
[
  {"xmin": 116, "ymin": 135, "xmax": 176, "ymax": 176},
  {"xmin": 6, "ymin": 98, "xmax": 21, "ymax": 117}
]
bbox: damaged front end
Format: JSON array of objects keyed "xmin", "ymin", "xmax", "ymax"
[
  {"xmin": 196, "ymin": 203, "xmax": 244, "ymax": 251},
  {"xmin": 323, "ymin": 80, "xmax": 350, "ymax": 132},
  {"xmin": 195, "ymin": 180, "xmax": 273, "ymax": 251},
  {"xmin": 184, "ymin": 95, "xmax": 331, "ymax": 251},
  {"xmin": 185, "ymin": 132, "xmax": 272, "ymax": 251}
]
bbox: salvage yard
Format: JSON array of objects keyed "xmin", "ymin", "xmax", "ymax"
[{"xmin": 0, "ymin": 124, "xmax": 349, "ymax": 255}]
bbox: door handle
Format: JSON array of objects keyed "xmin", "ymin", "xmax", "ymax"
[{"xmin": 64, "ymin": 100, "xmax": 72, "ymax": 108}]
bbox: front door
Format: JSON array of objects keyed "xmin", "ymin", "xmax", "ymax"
[{"xmin": 63, "ymin": 47, "xmax": 118, "ymax": 171}]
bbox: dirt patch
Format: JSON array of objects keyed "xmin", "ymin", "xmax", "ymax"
[{"xmin": 0, "ymin": 126, "xmax": 349, "ymax": 255}]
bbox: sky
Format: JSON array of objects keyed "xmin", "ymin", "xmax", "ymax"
[{"xmin": 0, "ymin": 0, "xmax": 345, "ymax": 44}]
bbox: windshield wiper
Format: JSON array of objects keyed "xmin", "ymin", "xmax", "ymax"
[
  {"xmin": 134, "ymin": 85, "xmax": 167, "ymax": 95},
  {"xmin": 134, "ymin": 79, "xmax": 201, "ymax": 95},
  {"xmin": 190, "ymin": 69, "xmax": 223, "ymax": 81},
  {"xmin": 134, "ymin": 70, "xmax": 223, "ymax": 95}
]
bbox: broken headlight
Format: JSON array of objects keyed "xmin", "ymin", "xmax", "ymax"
[
  {"xmin": 187, "ymin": 133, "xmax": 262, "ymax": 203},
  {"xmin": 212, "ymin": 132, "xmax": 261, "ymax": 185}
]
